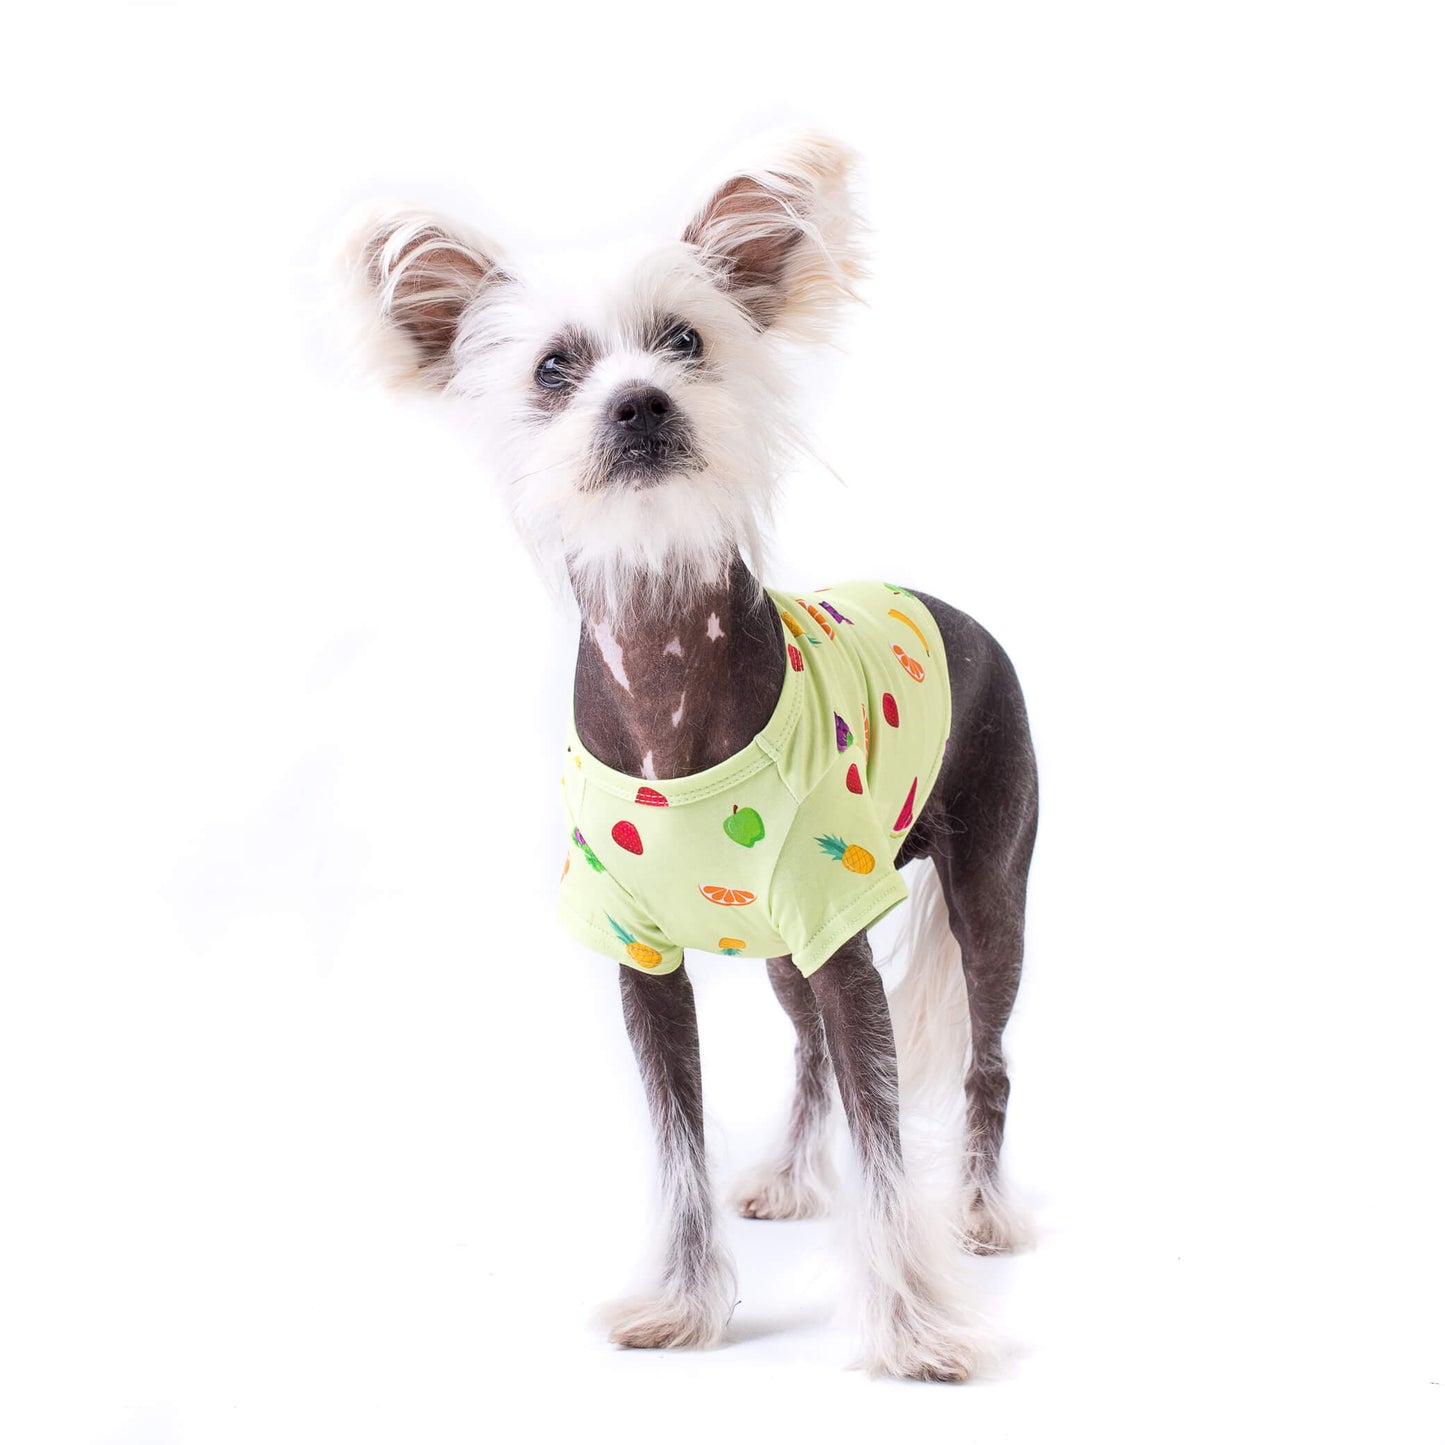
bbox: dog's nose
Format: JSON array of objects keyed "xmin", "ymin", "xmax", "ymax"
[{"xmin": 610, "ymin": 385, "xmax": 673, "ymax": 437}]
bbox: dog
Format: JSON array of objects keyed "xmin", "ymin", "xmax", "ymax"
[{"xmin": 337, "ymin": 134, "xmax": 1038, "ymax": 1382}]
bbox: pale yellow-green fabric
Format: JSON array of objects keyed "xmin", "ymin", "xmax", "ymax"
[{"xmin": 557, "ymin": 581, "xmax": 951, "ymax": 977}]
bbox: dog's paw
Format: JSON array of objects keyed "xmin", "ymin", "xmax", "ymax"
[
  {"xmin": 858, "ymin": 1311, "xmax": 987, "ymax": 1383},
  {"xmin": 733, "ymin": 1165, "xmax": 830, "ymax": 1220},
  {"xmin": 598, "ymin": 1291, "xmax": 731, "ymax": 1350},
  {"xmin": 958, "ymin": 1178, "xmax": 1034, "ymax": 1255}
]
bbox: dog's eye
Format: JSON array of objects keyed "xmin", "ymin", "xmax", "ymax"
[
  {"xmin": 666, "ymin": 326, "xmax": 702, "ymax": 359},
  {"xmin": 536, "ymin": 354, "xmax": 569, "ymax": 389}
]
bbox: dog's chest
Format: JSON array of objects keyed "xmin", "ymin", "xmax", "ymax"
[{"xmin": 558, "ymin": 581, "xmax": 952, "ymax": 973}]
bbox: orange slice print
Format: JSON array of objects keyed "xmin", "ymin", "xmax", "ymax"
[
  {"xmin": 698, "ymin": 884, "xmax": 757, "ymax": 907},
  {"xmin": 892, "ymin": 644, "xmax": 926, "ymax": 682},
  {"xmin": 796, "ymin": 599, "xmax": 836, "ymax": 639}
]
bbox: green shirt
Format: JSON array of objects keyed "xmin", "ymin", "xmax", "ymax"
[{"xmin": 558, "ymin": 581, "xmax": 951, "ymax": 976}]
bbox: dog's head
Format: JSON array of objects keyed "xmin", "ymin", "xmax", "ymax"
[{"xmin": 339, "ymin": 135, "xmax": 865, "ymax": 620}]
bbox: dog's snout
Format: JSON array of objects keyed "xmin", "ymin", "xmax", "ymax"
[
  {"xmin": 610, "ymin": 385, "xmax": 673, "ymax": 437},
  {"xmin": 594, "ymin": 382, "xmax": 696, "ymax": 486}
]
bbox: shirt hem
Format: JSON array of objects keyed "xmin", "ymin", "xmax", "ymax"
[
  {"xmin": 790, "ymin": 871, "xmax": 912, "ymax": 977},
  {"xmin": 555, "ymin": 901, "xmax": 685, "ymax": 976}
]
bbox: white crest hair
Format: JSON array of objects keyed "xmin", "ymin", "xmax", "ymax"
[{"xmin": 334, "ymin": 134, "xmax": 866, "ymax": 623}]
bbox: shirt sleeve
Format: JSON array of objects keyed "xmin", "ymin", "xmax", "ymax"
[
  {"xmin": 556, "ymin": 826, "xmax": 684, "ymax": 976},
  {"xmin": 767, "ymin": 767, "xmax": 911, "ymax": 977}
]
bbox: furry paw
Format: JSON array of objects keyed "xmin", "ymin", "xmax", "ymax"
[
  {"xmin": 959, "ymin": 1179, "xmax": 1034, "ymax": 1255},
  {"xmin": 859, "ymin": 1307, "xmax": 986, "ymax": 1383},
  {"xmin": 733, "ymin": 1165, "xmax": 830, "ymax": 1220},
  {"xmin": 599, "ymin": 1291, "xmax": 731, "ymax": 1350}
]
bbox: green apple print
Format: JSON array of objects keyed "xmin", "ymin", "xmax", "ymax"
[{"xmin": 723, "ymin": 804, "xmax": 765, "ymax": 848}]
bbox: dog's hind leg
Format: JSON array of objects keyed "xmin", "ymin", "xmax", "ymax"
[
  {"xmin": 936, "ymin": 839, "xmax": 1036, "ymax": 1254},
  {"xmin": 601, "ymin": 961, "xmax": 737, "ymax": 1349},
  {"xmin": 733, "ymin": 955, "xmax": 834, "ymax": 1220},
  {"xmin": 904, "ymin": 594, "xmax": 1038, "ymax": 1254},
  {"xmin": 810, "ymin": 932, "xmax": 986, "ymax": 1381}
]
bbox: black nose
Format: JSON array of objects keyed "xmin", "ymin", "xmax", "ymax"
[{"xmin": 610, "ymin": 385, "xmax": 672, "ymax": 437}]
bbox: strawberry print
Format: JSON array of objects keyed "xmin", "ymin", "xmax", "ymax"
[
  {"xmin": 846, "ymin": 762, "xmax": 862, "ymax": 795},
  {"xmin": 882, "ymin": 692, "xmax": 900, "ymax": 727},
  {"xmin": 635, "ymin": 786, "xmax": 669, "ymax": 807},
  {"xmin": 611, "ymin": 820, "xmax": 643, "ymax": 855},
  {"xmin": 788, "ymin": 643, "xmax": 804, "ymax": 672}
]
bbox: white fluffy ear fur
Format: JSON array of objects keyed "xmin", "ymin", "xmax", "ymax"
[
  {"xmin": 682, "ymin": 133, "xmax": 867, "ymax": 342},
  {"xmin": 336, "ymin": 204, "xmax": 507, "ymax": 390}
]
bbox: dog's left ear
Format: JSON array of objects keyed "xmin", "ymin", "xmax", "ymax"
[{"xmin": 682, "ymin": 133, "xmax": 866, "ymax": 340}]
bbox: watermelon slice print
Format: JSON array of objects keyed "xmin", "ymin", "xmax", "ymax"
[{"xmin": 892, "ymin": 777, "xmax": 919, "ymax": 836}]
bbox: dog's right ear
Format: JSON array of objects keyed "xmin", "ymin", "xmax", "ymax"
[{"xmin": 336, "ymin": 205, "xmax": 507, "ymax": 391}]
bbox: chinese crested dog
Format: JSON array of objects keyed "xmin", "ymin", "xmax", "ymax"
[{"xmin": 338, "ymin": 134, "xmax": 1038, "ymax": 1381}]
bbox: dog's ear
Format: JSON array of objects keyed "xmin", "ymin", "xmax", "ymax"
[
  {"xmin": 336, "ymin": 205, "xmax": 507, "ymax": 390},
  {"xmin": 682, "ymin": 134, "xmax": 866, "ymax": 340}
]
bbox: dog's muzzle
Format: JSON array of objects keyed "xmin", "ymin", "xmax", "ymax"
[{"xmin": 592, "ymin": 383, "xmax": 698, "ymax": 488}]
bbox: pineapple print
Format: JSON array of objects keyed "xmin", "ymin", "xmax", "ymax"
[
  {"xmin": 815, "ymin": 833, "xmax": 876, "ymax": 875},
  {"xmin": 606, "ymin": 914, "xmax": 663, "ymax": 969}
]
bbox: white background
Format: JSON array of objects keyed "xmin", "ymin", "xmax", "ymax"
[{"xmin": 3, "ymin": 4, "xmax": 1442, "ymax": 1442}]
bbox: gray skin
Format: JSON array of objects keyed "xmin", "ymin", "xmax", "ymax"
[{"xmin": 574, "ymin": 553, "xmax": 1039, "ymax": 1286}]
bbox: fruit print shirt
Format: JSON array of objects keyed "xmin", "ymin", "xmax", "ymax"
[{"xmin": 558, "ymin": 582, "xmax": 951, "ymax": 978}]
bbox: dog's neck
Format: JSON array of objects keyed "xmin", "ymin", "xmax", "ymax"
[{"xmin": 572, "ymin": 555, "xmax": 786, "ymax": 781}]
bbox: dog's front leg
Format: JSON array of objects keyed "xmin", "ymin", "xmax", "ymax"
[
  {"xmin": 733, "ymin": 956, "xmax": 834, "ymax": 1219},
  {"xmin": 601, "ymin": 960, "xmax": 737, "ymax": 1349},
  {"xmin": 809, "ymin": 932, "xmax": 987, "ymax": 1381}
]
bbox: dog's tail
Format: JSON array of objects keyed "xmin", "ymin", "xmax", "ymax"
[{"xmin": 886, "ymin": 859, "xmax": 971, "ymax": 1107}]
